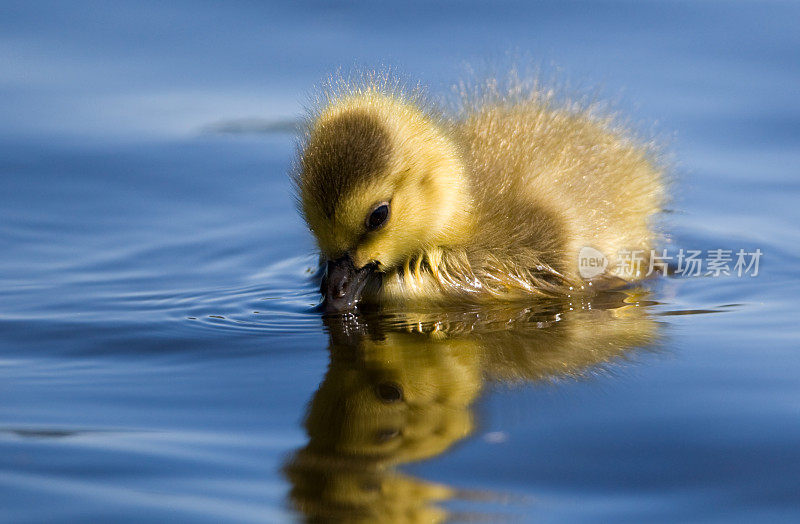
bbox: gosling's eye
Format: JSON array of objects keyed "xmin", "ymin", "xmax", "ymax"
[
  {"xmin": 375, "ymin": 381, "xmax": 403, "ymax": 403},
  {"xmin": 366, "ymin": 202, "xmax": 390, "ymax": 231}
]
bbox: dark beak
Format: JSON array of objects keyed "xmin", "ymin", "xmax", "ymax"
[{"xmin": 322, "ymin": 254, "xmax": 378, "ymax": 313}]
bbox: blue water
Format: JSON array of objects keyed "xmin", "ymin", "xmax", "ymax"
[{"xmin": 2, "ymin": 1, "xmax": 799, "ymax": 522}]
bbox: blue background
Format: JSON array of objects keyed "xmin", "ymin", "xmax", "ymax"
[{"xmin": 1, "ymin": 1, "xmax": 799, "ymax": 522}]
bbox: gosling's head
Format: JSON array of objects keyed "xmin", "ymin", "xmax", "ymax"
[{"xmin": 295, "ymin": 91, "xmax": 471, "ymax": 312}]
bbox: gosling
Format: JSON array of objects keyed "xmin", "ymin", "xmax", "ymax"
[{"xmin": 294, "ymin": 76, "xmax": 664, "ymax": 312}]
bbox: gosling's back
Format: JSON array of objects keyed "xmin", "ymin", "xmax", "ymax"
[{"xmin": 457, "ymin": 101, "xmax": 663, "ymax": 287}]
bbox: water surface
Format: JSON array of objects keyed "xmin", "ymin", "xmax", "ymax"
[{"xmin": 1, "ymin": 1, "xmax": 799, "ymax": 522}]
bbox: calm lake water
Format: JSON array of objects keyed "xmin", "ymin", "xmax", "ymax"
[{"xmin": 2, "ymin": 1, "xmax": 799, "ymax": 522}]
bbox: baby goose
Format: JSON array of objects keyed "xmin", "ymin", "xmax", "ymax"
[{"xmin": 295, "ymin": 76, "xmax": 664, "ymax": 312}]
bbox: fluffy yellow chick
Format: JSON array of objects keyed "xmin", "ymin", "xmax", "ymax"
[{"xmin": 294, "ymin": 75, "xmax": 664, "ymax": 312}]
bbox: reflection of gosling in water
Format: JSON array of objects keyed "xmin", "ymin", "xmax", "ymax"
[
  {"xmin": 284, "ymin": 297, "xmax": 660, "ymax": 522},
  {"xmin": 295, "ymin": 74, "xmax": 664, "ymax": 312},
  {"xmin": 286, "ymin": 330, "xmax": 482, "ymax": 523}
]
